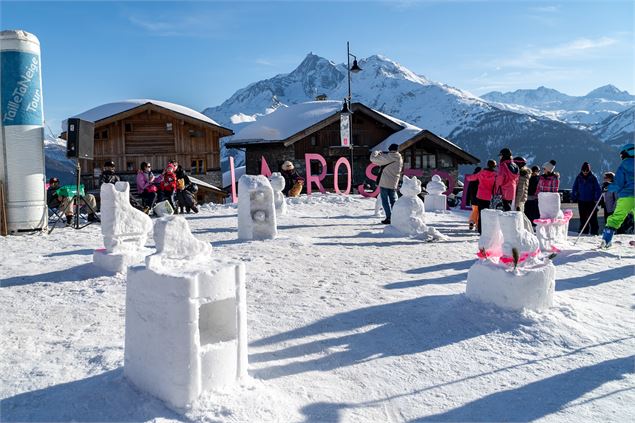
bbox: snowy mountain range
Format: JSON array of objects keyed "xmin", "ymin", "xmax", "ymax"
[{"xmin": 204, "ymin": 53, "xmax": 628, "ymax": 186}]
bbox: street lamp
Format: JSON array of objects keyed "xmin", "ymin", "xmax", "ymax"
[{"xmin": 343, "ymin": 41, "xmax": 361, "ymax": 182}]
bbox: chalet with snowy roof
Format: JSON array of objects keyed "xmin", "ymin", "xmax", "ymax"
[
  {"xmin": 225, "ymin": 100, "xmax": 479, "ymax": 189},
  {"xmin": 62, "ymin": 99, "xmax": 232, "ymax": 203}
]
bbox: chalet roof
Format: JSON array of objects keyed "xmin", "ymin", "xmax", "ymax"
[{"xmin": 62, "ymin": 99, "xmax": 228, "ymax": 131}]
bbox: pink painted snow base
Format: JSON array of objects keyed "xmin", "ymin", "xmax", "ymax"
[
  {"xmin": 466, "ymin": 260, "xmax": 555, "ymax": 311},
  {"xmin": 534, "ymin": 209, "xmax": 573, "ymax": 252}
]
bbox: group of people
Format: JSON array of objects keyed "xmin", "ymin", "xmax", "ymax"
[
  {"xmin": 136, "ymin": 160, "xmax": 199, "ymax": 214},
  {"xmin": 47, "ymin": 159, "xmax": 200, "ymax": 225},
  {"xmin": 464, "ymin": 143, "xmax": 634, "ymax": 247}
]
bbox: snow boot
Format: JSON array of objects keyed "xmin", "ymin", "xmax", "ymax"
[
  {"xmin": 381, "ymin": 218, "xmax": 391, "ymax": 225},
  {"xmin": 600, "ymin": 227, "xmax": 615, "ymax": 249}
]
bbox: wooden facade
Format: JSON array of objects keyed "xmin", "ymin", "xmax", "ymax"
[{"xmin": 62, "ymin": 102, "xmax": 233, "ymax": 202}]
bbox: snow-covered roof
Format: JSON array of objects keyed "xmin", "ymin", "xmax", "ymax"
[
  {"xmin": 189, "ymin": 176, "xmax": 225, "ymax": 193},
  {"xmin": 373, "ymin": 123, "xmax": 423, "ymax": 151},
  {"xmin": 231, "ymin": 101, "xmax": 342, "ymax": 142},
  {"xmin": 62, "ymin": 99, "xmax": 223, "ymax": 131}
]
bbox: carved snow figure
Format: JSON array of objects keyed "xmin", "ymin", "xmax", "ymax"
[
  {"xmin": 534, "ymin": 192, "xmax": 572, "ymax": 252},
  {"xmin": 466, "ymin": 209, "xmax": 555, "ymax": 311},
  {"xmin": 269, "ymin": 172, "xmax": 287, "ymax": 216},
  {"xmin": 238, "ymin": 175, "xmax": 277, "ymax": 240},
  {"xmin": 424, "ymin": 174, "xmax": 447, "ymax": 212},
  {"xmin": 125, "ymin": 215, "xmax": 247, "ymax": 409},
  {"xmin": 385, "ymin": 176, "xmax": 446, "ymax": 241},
  {"xmin": 93, "ymin": 181, "xmax": 153, "ymax": 273}
]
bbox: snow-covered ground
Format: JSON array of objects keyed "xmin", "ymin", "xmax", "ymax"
[{"xmin": 1, "ymin": 195, "xmax": 634, "ymax": 422}]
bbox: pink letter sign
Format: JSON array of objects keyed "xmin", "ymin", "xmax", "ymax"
[
  {"xmin": 260, "ymin": 156, "xmax": 272, "ymax": 178},
  {"xmin": 229, "ymin": 156, "xmax": 237, "ymax": 204},
  {"xmin": 357, "ymin": 163, "xmax": 380, "ymax": 198},
  {"xmin": 305, "ymin": 153, "xmax": 327, "ymax": 194},
  {"xmin": 333, "ymin": 157, "xmax": 352, "ymax": 195}
]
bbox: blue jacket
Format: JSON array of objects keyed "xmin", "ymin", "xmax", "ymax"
[
  {"xmin": 609, "ymin": 157, "xmax": 634, "ymax": 199},
  {"xmin": 572, "ymin": 172, "xmax": 601, "ymax": 202}
]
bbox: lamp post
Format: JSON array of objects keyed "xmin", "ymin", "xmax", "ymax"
[{"xmin": 344, "ymin": 41, "xmax": 361, "ymax": 182}]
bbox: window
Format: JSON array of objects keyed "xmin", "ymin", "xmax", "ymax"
[
  {"xmin": 191, "ymin": 159, "xmax": 205, "ymax": 175},
  {"xmin": 101, "ymin": 130, "xmax": 109, "ymax": 140},
  {"xmin": 189, "ymin": 129, "xmax": 204, "ymax": 138},
  {"xmin": 166, "ymin": 122, "xmax": 173, "ymax": 132},
  {"xmin": 125, "ymin": 123, "xmax": 132, "ymax": 133},
  {"xmin": 310, "ymin": 136, "xmax": 317, "ymax": 146},
  {"xmin": 438, "ymin": 153, "xmax": 452, "ymax": 168},
  {"xmin": 94, "ymin": 132, "xmax": 100, "ymax": 140},
  {"xmin": 413, "ymin": 149, "xmax": 436, "ymax": 169}
]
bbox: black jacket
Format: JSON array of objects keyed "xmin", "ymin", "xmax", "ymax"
[{"xmin": 99, "ymin": 170, "xmax": 120, "ymax": 186}]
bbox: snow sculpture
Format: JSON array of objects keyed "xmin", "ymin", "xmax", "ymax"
[
  {"xmin": 424, "ymin": 175, "xmax": 447, "ymax": 212},
  {"xmin": 466, "ymin": 210, "xmax": 555, "ymax": 311},
  {"xmin": 269, "ymin": 172, "xmax": 287, "ymax": 216},
  {"xmin": 93, "ymin": 181, "xmax": 152, "ymax": 273},
  {"xmin": 385, "ymin": 176, "xmax": 446, "ymax": 241},
  {"xmin": 238, "ymin": 175, "xmax": 277, "ymax": 240},
  {"xmin": 534, "ymin": 192, "xmax": 572, "ymax": 252},
  {"xmin": 125, "ymin": 215, "xmax": 248, "ymax": 409}
]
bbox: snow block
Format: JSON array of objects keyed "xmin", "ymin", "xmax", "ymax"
[
  {"xmin": 124, "ymin": 216, "xmax": 247, "ymax": 409},
  {"xmin": 538, "ymin": 192, "xmax": 563, "ymax": 220},
  {"xmin": 466, "ymin": 260, "xmax": 555, "ymax": 311},
  {"xmin": 536, "ymin": 193, "xmax": 571, "ymax": 251},
  {"xmin": 95, "ymin": 181, "xmax": 153, "ymax": 272},
  {"xmin": 237, "ymin": 175, "xmax": 277, "ymax": 240},
  {"xmin": 424, "ymin": 194, "xmax": 447, "ymax": 212},
  {"xmin": 478, "ymin": 209, "xmax": 504, "ymax": 257},
  {"xmin": 269, "ymin": 172, "xmax": 287, "ymax": 216}
]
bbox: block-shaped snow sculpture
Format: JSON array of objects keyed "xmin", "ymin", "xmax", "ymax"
[
  {"xmin": 93, "ymin": 181, "xmax": 153, "ymax": 273},
  {"xmin": 499, "ymin": 211, "xmax": 539, "ymax": 258},
  {"xmin": 466, "ymin": 260, "xmax": 555, "ymax": 311},
  {"xmin": 238, "ymin": 175, "xmax": 277, "ymax": 240},
  {"xmin": 424, "ymin": 194, "xmax": 447, "ymax": 212},
  {"xmin": 124, "ymin": 216, "xmax": 247, "ymax": 409},
  {"xmin": 478, "ymin": 209, "xmax": 504, "ymax": 258},
  {"xmin": 536, "ymin": 192, "xmax": 571, "ymax": 251},
  {"xmin": 538, "ymin": 192, "xmax": 563, "ymax": 220},
  {"xmin": 269, "ymin": 172, "xmax": 287, "ymax": 216},
  {"xmin": 386, "ymin": 176, "xmax": 445, "ymax": 241}
]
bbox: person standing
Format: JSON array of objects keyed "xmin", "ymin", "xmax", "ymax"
[
  {"xmin": 475, "ymin": 160, "xmax": 497, "ymax": 234},
  {"xmin": 572, "ymin": 162, "xmax": 602, "ymax": 235},
  {"xmin": 601, "ymin": 172, "xmax": 617, "ymax": 224},
  {"xmin": 136, "ymin": 162, "xmax": 157, "ymax": 212},
  {"xmin": 370, "ymin": 143, "xmax": 403, "ymax": 224},
  {"xmin": 524, "ymin": 166, "xmax": 541, "ymax": 225},
  {"xmin": 536, "ymin": 160, "xmax": 559, "ymax": 194},
  {"xmin": 494, "ymin": 148, "xmax": 519, "ymax": 211},
  {"xmin": 601, "ymin": 143, "xmax": 635, "ymax": 248},
  {"xmin": 158, "ymin": 162, "xmax": 177, "ymax": 211},
  {"xmin": 514, "ymin": 156, "xmax": 530, "ymax": 212},
  {"xmin": 175, "ymin": 164, "xmax": 198, "ymax": 214},
  {"xmin": 466, "ymin": 166, "xmax": 481, "ymax": 230}
]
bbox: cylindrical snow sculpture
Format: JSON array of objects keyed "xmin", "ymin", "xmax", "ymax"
[{"xmin": 0, "ymin": 30, "xmax": 47, "ymax": 233}]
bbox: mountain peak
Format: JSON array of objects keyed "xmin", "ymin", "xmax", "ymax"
[{"xmin": 586, "ymin": 84, "xmax": 633, "ymax": 100}]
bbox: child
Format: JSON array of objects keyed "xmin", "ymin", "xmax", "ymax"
[{"xmin": 601, "ymin": 143, "xmax": 634, "ymax": 248}]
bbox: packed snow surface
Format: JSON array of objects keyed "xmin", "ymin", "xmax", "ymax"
[{"xmin": 1, "ymin": 195, "xmax": 634, "ymax": 422}]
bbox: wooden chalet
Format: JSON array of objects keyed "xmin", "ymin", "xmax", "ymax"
[
  {"xmin": 225, "ymin": 100, "xmax": 479, "ymax": 189},
  {"xmin": 62, "ymin": 99, "xmax": 232, "ymax": 203}
]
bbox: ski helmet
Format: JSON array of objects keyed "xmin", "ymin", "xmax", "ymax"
[{"xmin": 619, "ymin": 143, "xmax": 634, "ymax": 158}]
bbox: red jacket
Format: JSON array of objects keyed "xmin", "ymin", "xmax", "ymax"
[
  {"xmin": 160, "ymin": 171, "xmax": 177, "ymax": 192},
  {"xmin": 495, "ymin": 159, "xmax": 520, "ymax": 201},
  {"xmin": 476, "ymin": 169, "xmax": 497, "ymax": 201}
]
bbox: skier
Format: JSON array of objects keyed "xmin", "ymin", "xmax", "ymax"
[{"xmin": 601, "ymin": 143, "xmax": 634, "ymax": 248}]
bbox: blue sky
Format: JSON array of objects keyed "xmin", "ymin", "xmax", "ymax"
[{"xmin": 2, "ymin": 0, "xmax": 633, "ymax": 134}]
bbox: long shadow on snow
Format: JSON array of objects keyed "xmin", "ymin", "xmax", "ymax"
[
  {"xmin": 45, "ymin": 248, "xmax": 94, "ymax": 257},
  {"xmin": 250, "ymin": 294, "xmax": 526, "ymax": 380},
  {"xmin": 0, "ymin": 368, "xmax": 185, "ymax": 422},
  {"xmin": 385, "ymin": 273, "xmax": 467, "ymax": 289},
  {"xmin": 1, "ymin": 263, "xmax": 115, "ymax": 288},
  {"xmin": 556, "ymin": 265, "xmax": 634, "ymax": 291},
  {"xmin": 413, "ymin": 355, "xmax": 634, "ymax": 422}
]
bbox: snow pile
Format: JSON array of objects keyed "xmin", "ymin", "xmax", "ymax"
[
  {"xmin": 286, "ymin": 192, "xmax": 355, "ymax": 205},
  {"xmin": 467, "ymin": 209, "xmax": 555, "ymax": 311},
  {"xmin": 424, "ymin": 174, "xmax": 447, "ymax": 212},
  {"xmin": 237, "ymin": 175, "xmax": 277, "ymax": 240},
  {"xmin": 269, "ymin": 172, "xmax": 287, "ymax": 216},
  {"xmin": 535, "ymin": 192, "xmax": 573, "ymax": 252},
  {"xmin": 125, "ymin": 216, "xmax": 247, "ymax": 409},
  {"xmin": 385, "ymin": 176, "xmax": 446, "ymax": 241},
  {"xmin": 93, "ymin": 181, "xmax": 152, "ymax": 273}
]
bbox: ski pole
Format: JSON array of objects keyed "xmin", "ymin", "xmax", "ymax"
[{"xmin": 573, "ymin": 193, "xmax": 604, "ymax": 245}]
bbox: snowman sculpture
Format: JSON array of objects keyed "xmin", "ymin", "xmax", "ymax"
[
  {"xmin": 424, "ymin": 174, "xmax": 447, "ymax": 212},
  {"xmin": 385, "ymin": 176, "xmax": 446, "ymax": 241},
  {"xmin": 466, "ymin": 209, "xmax": 555, "ymax": 311},
  {"xmin": 269, "ymin": 172, "xmax": 287, "ymax": 216}
]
